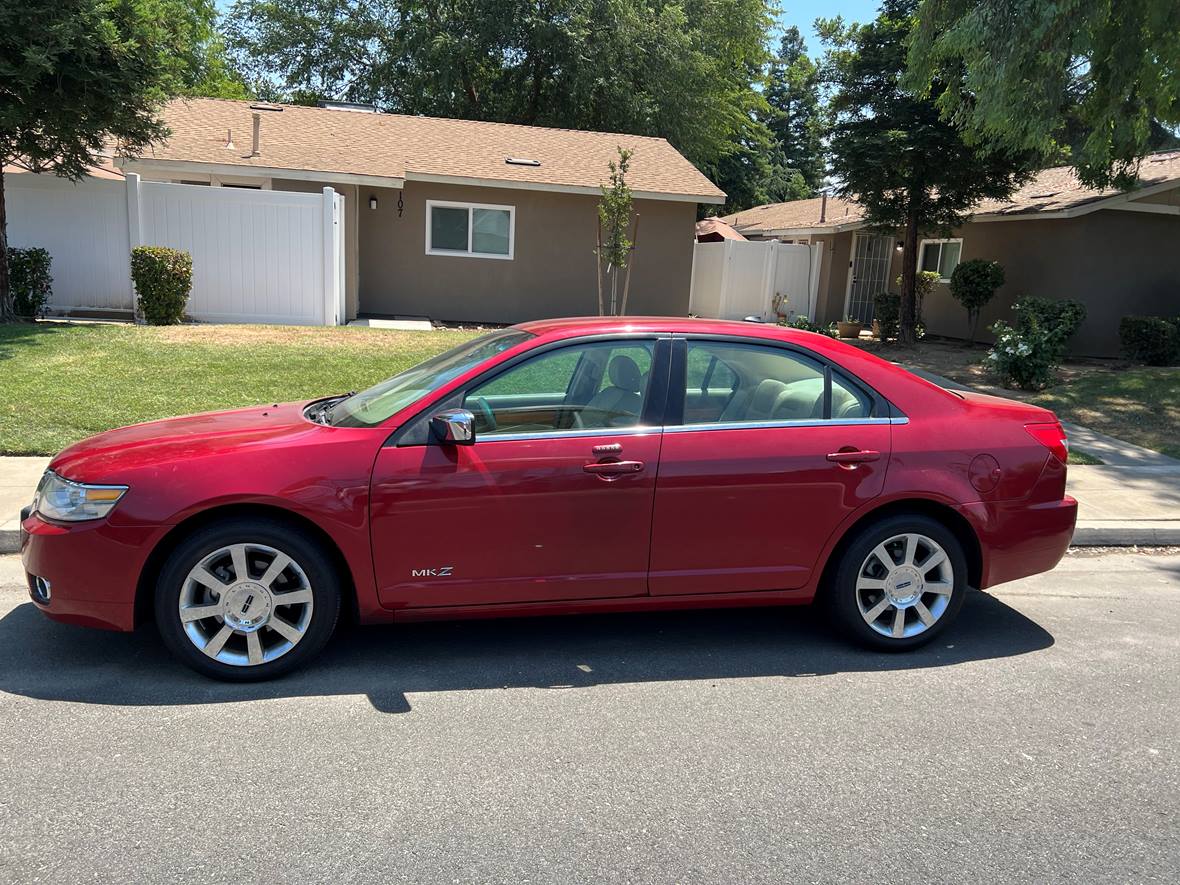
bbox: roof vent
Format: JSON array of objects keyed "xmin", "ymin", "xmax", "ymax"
[
  {"xmin": 318, "ymin": 101, "xmax": 380, "ymax": 113},
  {"xmin": 249, "ymin": 102, "xmax": 284, "ymax": 112},
  {"xmin": 506, "ymin": 157, "xmax": 541, "ymax": 167}
]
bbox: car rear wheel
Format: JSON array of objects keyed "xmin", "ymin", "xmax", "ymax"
[
  {"xmin": 827, "ymin": 514, "xmax": 968, "ymax": 651},
  {"xmin": 154, "ymin": 518, "xmax": 341, "ymax": 681}
]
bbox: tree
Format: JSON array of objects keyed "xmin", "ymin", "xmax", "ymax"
[
  {"xmin": 907, "ymin": 0, "xmax": 1180, "ymax": 189},
  {"xmin": 0, "ymin": 0, "xmax": 204, "ymax": 321},
  {"xmin": 597, "ymin": 148, "xmax": 635, "ymax": 316},
  {"xmin": 819, "ymin": 0, "xmax": 1036, "ymax": 345},
  {"xmin": 225, "ymin": 0, "xmax": 778, "ymax": 208},
  {"xmin": 764, "ymin": 26, "xmax": 825, "ymax": 193},
  {"xmin": 949, "ymin": 259, "xmax": 1005, "ymax": 344}
]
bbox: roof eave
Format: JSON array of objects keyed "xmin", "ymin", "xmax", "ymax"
[
  {"xmin": 118, "ymin": 157, "xmax": 406, "ymax": 189},
  {"xmin": 403, "ymin": 170, "xmax": 726, "ymax": 203}
]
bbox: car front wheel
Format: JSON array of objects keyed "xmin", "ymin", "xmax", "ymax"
[
  {"xmin": 154, "ymin": 518, "xmax": 341, "ymax": 680},
  {"xmin": 827, "ymin": 514, "xmax": 968, "ymax": 651}
]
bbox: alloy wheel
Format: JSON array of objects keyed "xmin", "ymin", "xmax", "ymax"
[
  {"xmin": 855, "ymin": 532, "xmax": 954, "ymax": 640},
  {"xmin": 178, "ymin": 543, "xmax": 314, "ymax": 667}
]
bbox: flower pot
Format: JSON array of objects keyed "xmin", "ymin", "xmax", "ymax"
[{"xmin": 837, "ymin": 321, "xmax": 863, "ymax": 339}]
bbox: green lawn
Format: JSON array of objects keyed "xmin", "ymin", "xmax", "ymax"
[
  {"xmin": 0, "ymin": 322, "xmax": 482, "ymax": 456},
  {"xmin": 1025, "ymin": 368, "xmax": 1180, "ymax": 460}
]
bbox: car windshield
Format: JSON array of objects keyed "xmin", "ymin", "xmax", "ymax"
[{"xmin": 325, "ymin": 328, "xmax": 534, "ymax": 428}]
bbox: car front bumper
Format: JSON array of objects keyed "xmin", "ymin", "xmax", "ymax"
[{"xmin": 20, "ymin": 507, "xmax": 160, "ymax": 632}]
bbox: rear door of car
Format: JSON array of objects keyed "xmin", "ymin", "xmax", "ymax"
[{"xmin": 648, "ymin": 335, "xmax": 893, "ymax": 596}]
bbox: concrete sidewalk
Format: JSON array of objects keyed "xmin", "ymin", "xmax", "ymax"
[{"xmin": 2, "ymin": 452, "xmax": 1177, "ymax": 553}]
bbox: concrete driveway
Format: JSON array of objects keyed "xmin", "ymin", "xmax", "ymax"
[{"xmin": 0, "ymin": 551, "xmax": 1177, "ymax": 883}]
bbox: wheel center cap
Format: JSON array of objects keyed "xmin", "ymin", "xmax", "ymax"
[
  {"xmin": 222, "ymin": 582, "xmax": 272, "ymax": 631},
  {"xmin": 886, "ymin": 566, "xmax": 924, "ymax": 606}
]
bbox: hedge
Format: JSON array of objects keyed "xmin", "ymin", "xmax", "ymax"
[{"xmin": 130, "ymin": 246, "xmax": 193, "ymax": 325}]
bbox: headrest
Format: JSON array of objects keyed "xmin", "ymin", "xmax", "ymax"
[{"xmin": 608, "ymin": 355, "xmax": 642, "ymax": 392}]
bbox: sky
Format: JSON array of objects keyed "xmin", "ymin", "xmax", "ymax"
[{"xmin": 779, "ymin": 0, "xmax": 881, "ymax": 51}]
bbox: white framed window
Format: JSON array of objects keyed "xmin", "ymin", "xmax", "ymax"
[
  {"xmin": 426, "ymin": 200, "xmax": 515, "ymax": 260},
  {"xmin": 918, "ymin": 238, "xmax": 962, "ymax": 282}
]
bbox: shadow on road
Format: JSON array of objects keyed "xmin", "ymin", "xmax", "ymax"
[{"xmin": 0, "ymin": 591, "xmax": 1053, "ymax": 713}]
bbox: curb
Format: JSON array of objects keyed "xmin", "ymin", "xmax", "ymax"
[
  {"xmin": 1, "ymin": 529, "xmax": 19, "ymax": 555},
  {"xmin": 1071, "ymin": 523, "xmax": 1180, "ymax": 547}
]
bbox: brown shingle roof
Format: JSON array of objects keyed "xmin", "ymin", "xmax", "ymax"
[
  {"xmin": 723, "ymin": 195, "xmax": 865, "ymax": 235},
  {"xmin": 724, "ymin": 150, "xmax": 1180, "ymax": 234},
  {"xmin": 122, "ymin": 97, "xmax": 725, "ymax": 202}
]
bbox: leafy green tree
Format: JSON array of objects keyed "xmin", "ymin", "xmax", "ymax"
[
  {"xmin": 0, "ymin": 0, "xmax": 204, "ymax": 321},
  {"xmin": 819, "ymin": 0, "xmax": 1035, "ymax": 345},
  {"xmin": 949, "ymin": 258, "xmax": 1005, "ymax": 344},
  {"xmin": 907, "ymin": 0, "xmax": 1180, "ymax": 189},
  {"xmin": 764, "ymin": 26, "xmax": 825, "ymax": 193},
  {"xmin": 226, "ymin": 0, "xmax": 777, "ymax": 208}
]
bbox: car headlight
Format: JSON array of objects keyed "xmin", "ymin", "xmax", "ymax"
[{"xmin": 33, "ymin": 471, "xmax": 128, "ymax": 522}]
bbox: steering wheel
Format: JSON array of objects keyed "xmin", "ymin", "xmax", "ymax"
[{"xmin": 467, "ymin": 395, "xmax": 497, "ymax": 433}]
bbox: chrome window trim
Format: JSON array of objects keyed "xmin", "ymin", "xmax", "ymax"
[
  {"xmin": 474, "ymin": 425, "xmax": 659, "ymax": 444},
  {"xmin": 473, "ymin": 416, "xmax": 908, "ymax": 442},
  {"xmin": 664, "ymin": 416, "xmax": 907, "ymax": 434}
]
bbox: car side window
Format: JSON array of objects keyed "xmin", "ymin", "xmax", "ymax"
[
  {"xmin": 681, "ymin": 340, "xmax": 872, "ymax": 425},
  {"xmin": 831, "ymin": 370, "xmax": 872, "ymax": 419},
  {"xmin": 464, "ymin": 340, "xmax": 654, "ymax": 436}
]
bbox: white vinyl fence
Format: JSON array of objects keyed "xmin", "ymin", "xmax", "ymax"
[
  {"xmin": 4, "ymin": 172, "xmax": 345, "ymax": 325},
  {"xmin": 689, "ymin": 240, "xmax": 823, "ymax": 323}
]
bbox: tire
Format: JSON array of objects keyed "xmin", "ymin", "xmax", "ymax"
[
  {"xmin": 154, "ymin": 517, "xmax": 341, "ymax": 681},
  {"xmin": 826, "ymin": 513, "xmax": 968, "ymax": 652}
]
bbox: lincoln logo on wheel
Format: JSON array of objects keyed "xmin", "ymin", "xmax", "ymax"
[{"xmin": 412, "ymin": 567, "xmax": 454, "ymax": 577}]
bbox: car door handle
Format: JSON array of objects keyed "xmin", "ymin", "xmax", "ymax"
[
  {"xmin": 583, "ymin": 460, "xmax": 645, "ymax": 476},
  {"xmin": 826, "ymin": 449, "xmax": 881, "ymax": 464}
]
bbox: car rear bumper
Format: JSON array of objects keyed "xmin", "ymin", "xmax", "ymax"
[
  {"xmin": 20, "ymin": 508, "xmax": 158, "ymax": 632},
  {"xmin": 957, "ymin": 495, "xmax": 1078, "ymax": 590}
]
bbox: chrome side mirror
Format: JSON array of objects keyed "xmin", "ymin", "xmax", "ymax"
[{"xmin": 430, "ymin": 408, "xmax": 475, "ymax": 445}]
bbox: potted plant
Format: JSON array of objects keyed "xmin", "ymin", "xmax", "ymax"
[{"xmin": 836, "ymin": 316, "xmax": 863, "ymax": 339}]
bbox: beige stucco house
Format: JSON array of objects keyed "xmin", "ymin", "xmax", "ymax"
[
  {"xmin": 118, "ymin": 97, "xmax": 725, "ymax": 324},
  {"xmin": 722, "ymin": 152, "xmax": 1180, "ymax": 357}
]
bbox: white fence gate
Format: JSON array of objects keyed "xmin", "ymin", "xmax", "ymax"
[
  {"xmin": 4, "ymin": 172, "xmax": 345, "ymax": 325},
  {"xmin": 689, "ymin": 240, "xmax": 823, "ymax": 323}
]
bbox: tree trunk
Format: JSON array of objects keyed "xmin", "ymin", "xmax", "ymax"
[
  {"xmin": 968, "ymin": 309, "xmax": 979, "ymax": 345},
  {"xmin": 898, "ymin": 208, "xmax": 919, "ymax": 346},
  {"xmin": 619, "ymin": 213, "xmax": 639, "ymax": 316},
  {"xmin": 595, "ymin": 217, "xmax": 604, "ymax": 316},
  {"xmin": 0, "ymin": 168, "xmax": 13, "ymax": 322}
]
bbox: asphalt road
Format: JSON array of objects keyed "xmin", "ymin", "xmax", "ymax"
[{"xmin": 0, "ymin": 551, "xmax": 1177, "ymax": 884}]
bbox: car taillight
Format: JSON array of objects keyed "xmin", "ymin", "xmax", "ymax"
[{"xmin": 1025, "ymin": 422, "xmax": 1069, "ymax": 464}]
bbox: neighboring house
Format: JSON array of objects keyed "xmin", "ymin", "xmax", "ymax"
[
  {"xmin": 722, "ymin": 152, "xmax": 1180, "ymax": 357},
  {"xmin": 694, "ymin": 218, "xmax": 746, "ymax": 242},
  {"xmin": 115, "ymin": 97, "xmax": 725, "ymax": 323}
]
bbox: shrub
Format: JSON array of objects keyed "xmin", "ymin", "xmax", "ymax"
[
  {"xmin": 985, "ymin": 320, "xmax": 1059, "ymax": 390},
  {"xmin": 873, "ymin": 290, "xmax": 925, "ymax": 342},
  {"xmin": 1015, "ymin": 296, "xmax": 1086, "ymax": 357},
  {"xmin": 949, "ymin": 259, "xmax": 1004, "ymax": 343},
  {"xmin": 6, "ymin": 247, "xmax": 53, "ymax": 317},
  {"xmin": 873, "ymin": 291, "xmax": 899, "ymax": 340},
  {"xmin": 780, "ymin": 314, "xmax": 838, "ymax": 337},
  {"xmin": 1119, "ymin": 315, "xmax": 1180, "ymax": 365},
  {"xmin": 892, "ymin": 270, "xmax": 938, "ymax": 332},
  {"xmin": 130, "ymin": 246, "xmax": 192, "ymax": 325}
]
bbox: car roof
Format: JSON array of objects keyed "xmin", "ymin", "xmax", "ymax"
[{"xmin": 516, "ymin": 315, "xmax": 822, "ymax": 343}]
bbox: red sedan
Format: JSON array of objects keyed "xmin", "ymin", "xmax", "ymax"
[{"xmin": 20, "ymin": 318, "xmax": 1077, "ymax": 680}]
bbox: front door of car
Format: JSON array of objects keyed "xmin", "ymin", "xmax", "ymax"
[
  {"xmin": 369, "ymin": 336, "xmax": 668, "ymax": 609},
  {"xmin": 648, "ymin": 337, "xmax": 892, "ymax": 596}
]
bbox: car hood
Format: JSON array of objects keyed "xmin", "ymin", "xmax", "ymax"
[{"xmin": 50, "ymin": 401, "xmax": 324, "ymax": 483}]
